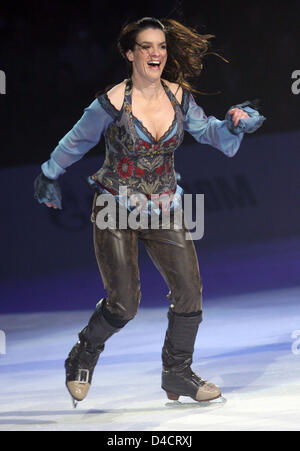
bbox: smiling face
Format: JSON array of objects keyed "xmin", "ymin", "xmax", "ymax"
[{"xmin": 126, "ymin": 27, "xmax": 167, "ymax": 82}]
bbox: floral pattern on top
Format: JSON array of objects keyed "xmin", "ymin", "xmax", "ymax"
[{"xmin": 91, "ymin": 78, "xmax": 189, "ymax": 198}]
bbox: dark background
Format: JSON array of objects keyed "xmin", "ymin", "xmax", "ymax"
[
  {"xmin": 1, "ymin": 0, "xmax": 300, "ymax": 314},
  {"xmin": 0, "ymin": 0, "xmax": 299, "ymax": 167}
]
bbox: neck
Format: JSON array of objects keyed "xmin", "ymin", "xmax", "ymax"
[{"xmin": 131, "ymin": 74, "xmax": 164, "ymax": 101}]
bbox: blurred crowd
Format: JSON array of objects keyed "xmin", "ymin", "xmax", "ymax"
[{"xmin": 0, "ymin": 1, "xmax": 299, "ymax": 166}]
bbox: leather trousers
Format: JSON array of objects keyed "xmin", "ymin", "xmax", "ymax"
[{"xmin": 91, "ymin": 193, "xmax": 203, "ymax": 321}]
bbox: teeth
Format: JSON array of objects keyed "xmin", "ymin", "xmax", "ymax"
[{"xmin": 148, "ymin": 61, "xmax": 160, "ymax": 65}]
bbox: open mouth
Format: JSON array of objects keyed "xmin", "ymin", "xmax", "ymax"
[{"xmin": 147, "ymin": 61, "xmax": 161, "ymax": 70}]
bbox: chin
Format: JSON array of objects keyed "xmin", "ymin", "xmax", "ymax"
[{"xmin": 148, "ymin": 69, "xmax": 164, "ymax": 79}]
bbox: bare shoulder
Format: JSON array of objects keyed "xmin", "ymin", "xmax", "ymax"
[
  {"xmin": 106, "ymin": 79, "xmax": 127, "ymax": 111},
  {"xmin": 162, "ymin": 79, "xmax": 183, "ymax": 104}
]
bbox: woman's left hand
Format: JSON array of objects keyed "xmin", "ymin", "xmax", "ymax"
[{"xmin": 227, "ymin": 108, "xmax": 249, "ymax": 127}]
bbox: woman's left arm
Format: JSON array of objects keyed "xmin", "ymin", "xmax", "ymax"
[{"xmin": 183, "ymin": 94, "xmax": 266, "ymax": 157}]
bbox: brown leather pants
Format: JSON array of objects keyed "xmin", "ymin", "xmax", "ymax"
[{"xmin": 91, "ymin": 193, "xmax": 202, "ymax": 321}]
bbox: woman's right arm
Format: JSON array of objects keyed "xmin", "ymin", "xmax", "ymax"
[{"xmin": 34, "ymin": 98, "xmax": 113, "ymax": 209}]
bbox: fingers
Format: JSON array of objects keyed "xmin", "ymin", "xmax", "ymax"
[
  {"xmin": 228, "ymin": 108, "xmax": 250, "ymax": 126},
  {"xmin": 45, "ymin": 202, "xmax": 58, "ymax": 209}
]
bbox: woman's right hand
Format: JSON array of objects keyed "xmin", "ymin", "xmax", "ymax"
[{"xmin": 34, "ymin": 172, "xmax": 63, "ymax": 210}]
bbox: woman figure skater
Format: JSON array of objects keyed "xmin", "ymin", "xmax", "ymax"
[{"xmin": 34, "ymin": 17, "xmax": 265, "ymax": 407}]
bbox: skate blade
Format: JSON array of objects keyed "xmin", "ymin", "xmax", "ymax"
[{"xmin": 71, "ymin": 396, "xmax": 78, "ymax": 409}]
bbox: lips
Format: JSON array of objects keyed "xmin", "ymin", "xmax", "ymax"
[{"xmin": 147, "ymin": 61, "xmax": 161, "ymax": 69}]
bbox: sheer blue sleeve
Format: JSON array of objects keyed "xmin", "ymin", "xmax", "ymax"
[
  {"xmin": 41, "ymin": 98, "xmax": 114, "ymax": 179},
  {"xmin": 225, "ymin": 100, "xmax": 266, "ymax": 135},
  {"xmin": 183, "ymin": 94, "xmax": 266, "ymax": 157}
]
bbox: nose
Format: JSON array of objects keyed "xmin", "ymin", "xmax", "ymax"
[{"xmin": 150, "ymin": 46, "xmax": 163, "ymax": 57}]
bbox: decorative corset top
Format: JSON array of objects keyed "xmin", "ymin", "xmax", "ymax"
[{"xmin": 90, "ymin": 78, "xmax": 189, "ymax": 199}]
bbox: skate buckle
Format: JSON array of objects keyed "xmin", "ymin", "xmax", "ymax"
[{"xmin": 77, "ymin": 369, "xmax": 89, "ymax": 384}]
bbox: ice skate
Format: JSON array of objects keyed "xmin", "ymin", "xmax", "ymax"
[
  {"xmin": 163, "ymin": 368, "xmax": 221, "ymax": 402},
  {"xmin": 65, "ymin": 298, "xmax": 123, "ymax": 407},
  {"xmin": 65, "ymin": 333, "xmax": 101, "ymax": 406},
  {"xmin": 161, "ymin": 308, "xmax": 221, "ymax": 403}
]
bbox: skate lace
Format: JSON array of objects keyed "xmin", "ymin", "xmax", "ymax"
[{"xmin": 189, "ymin": 369, "xmax": 206, "ymax": 386}]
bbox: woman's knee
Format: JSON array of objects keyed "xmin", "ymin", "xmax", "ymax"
[
  {"xmin": 106, "ymin": 287, "xmax": 142, "ymax": 321},
  {"xmin": 167, "ymin": 279, "xmax": 203, "ymax": 314}
]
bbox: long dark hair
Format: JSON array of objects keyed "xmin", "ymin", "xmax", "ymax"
[
  {"xmin": 96, "ymin": 17, "xmax": 227, "ymax": 97},
  {"xmin": 117, "ymin": 17, "xmax": 227, "ymax": 94}
]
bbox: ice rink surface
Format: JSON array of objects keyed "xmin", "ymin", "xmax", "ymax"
[{"xmin": 1, "ymin": 286, "xmax": 300, "ymax": 431}]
